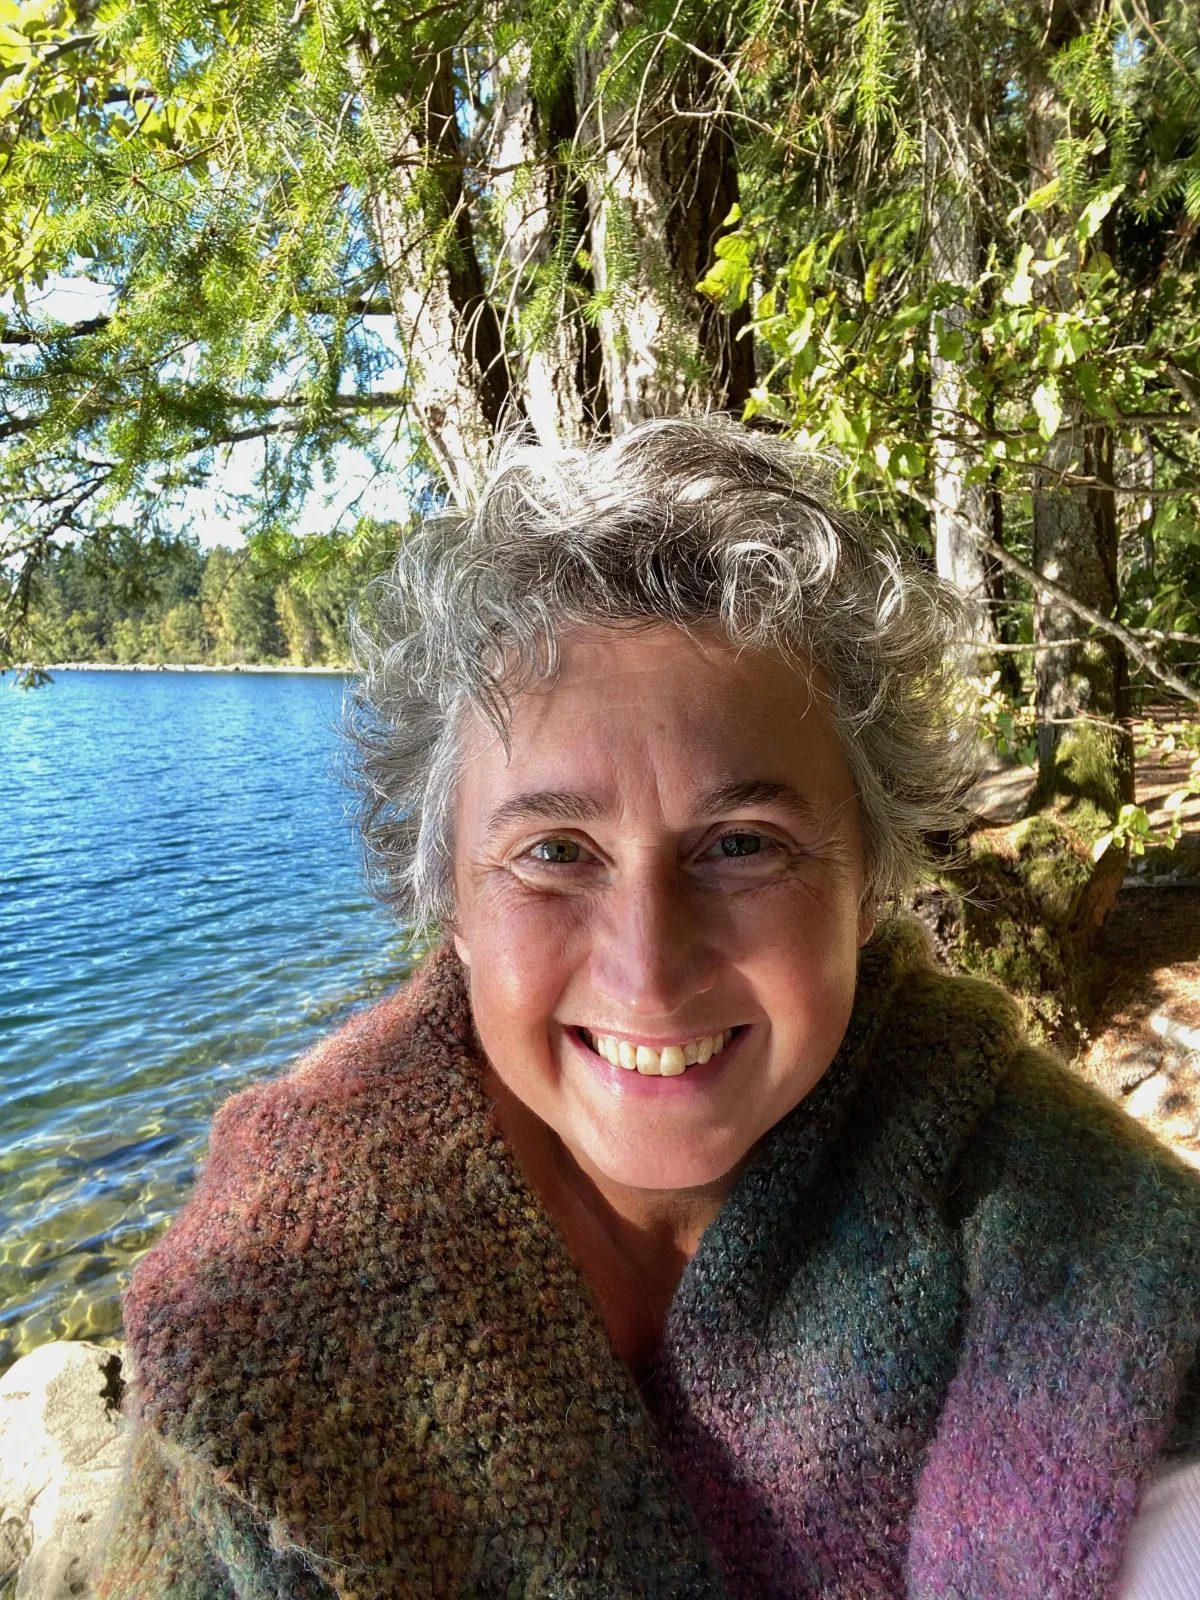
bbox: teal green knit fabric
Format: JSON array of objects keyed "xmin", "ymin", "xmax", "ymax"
[{"xmin": 97, "ymin": 922, "xmax": 1200, "ymax": 1598}]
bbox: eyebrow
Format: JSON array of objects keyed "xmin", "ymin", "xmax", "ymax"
[
  {"xmin": 485, "ymin": 789, "xmax": 605, "ymax": 838},
  {"xmin": 484, "ymin": 779, "xmax": 833, "ymax": 838},
  {"xmin": 689, "ymin": 779, "xmax": 832, "ymax": 832}
]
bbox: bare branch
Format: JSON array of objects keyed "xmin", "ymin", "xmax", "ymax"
[
  {"xmin": 0, "ymin": 297, "xmax": 394, "ymax": 350},
  {"xmin": 0, "ymin": 415, "xmax": 41, "ymax": 442},
  {"xmin": 1166, "ymin": 364, "xmax": 1200, "ymax": 426},
  {"xmin": 1, "ymin": 316, "xmax": 113, "ymax": 346},
  {"xmin": 972, "ymin": 532, "xmax": 1200, "ymax": 708},
  {"xmin": 41, "ymin": 32, "xmax": 99, "ymax": 64}
]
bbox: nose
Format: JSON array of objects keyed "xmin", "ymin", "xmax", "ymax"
[{"xmin": 588, "ymin": 854, "xmax": 720, "ymax": 1020}]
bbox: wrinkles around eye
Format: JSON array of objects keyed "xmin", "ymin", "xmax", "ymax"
[{"xmin": 514, "ymin": 830, "xmax": 799, "ymax": 874}]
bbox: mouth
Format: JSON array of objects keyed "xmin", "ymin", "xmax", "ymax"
[{"xmin": 574, "ymin": 1024, "xmax": 745, "ymax": 1077}]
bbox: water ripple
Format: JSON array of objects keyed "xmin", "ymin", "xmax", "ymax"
[{"xmin": 0, "ymin": 670, "xmax": 414, "ymax": 1370}]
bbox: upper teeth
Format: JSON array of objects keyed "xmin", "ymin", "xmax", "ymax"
[{"xmin": 580, "ymin": 1028, "xmax": 735, "ymax": 1076}]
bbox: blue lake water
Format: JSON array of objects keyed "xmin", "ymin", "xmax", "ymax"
[{"xmin": 0, "ymin": 670, "xmax": 415, "ymax": 1370}]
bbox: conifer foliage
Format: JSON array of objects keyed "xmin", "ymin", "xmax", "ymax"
[{"xmin": 1, "ymin": 2, "xmax": 1198, "ymax": 825}]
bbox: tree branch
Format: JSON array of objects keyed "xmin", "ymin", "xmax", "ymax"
[
  {"xmin": 0, "ymin": 415, "xmax": 40, "ymax": 442},
  {"xmin": 42, "ymin": 32, "xmax": 98, "ymax": 64},
  {"xmin": 185, "ymin": 421, "xmax": 307, "ymax": 450},
  {"xmin": 971, "ymin": 531, "xmax": 1200, "ymax": 708},
  {"xmin": 1166, "ymin": 364, "xmax": 1200, "ymax": 426},
  {"xmin": 0, "ymin": 298, "xmax": 394, "ymax": 349},
  {"xmin": 0, "ymin": 315, "xmax": 113, "ymax": 346},
  {"xmin": 166, "ymin": 392, "xmax": 409, "ymax": 451}
]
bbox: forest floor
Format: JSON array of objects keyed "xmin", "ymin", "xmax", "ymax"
[{"xmin": 972, "ymin": 742, "xmax": 1200, "ymax": 1169}]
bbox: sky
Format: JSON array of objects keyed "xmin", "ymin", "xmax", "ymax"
[{"xmin": 4, "ymin": 276, "xmax": 411, "ymax": 550}]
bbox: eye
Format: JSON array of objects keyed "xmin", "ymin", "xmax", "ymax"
[
  {"xmin": 695, "ymin": 830, "xmax": 792, "ymax": 881},
  {"xmin": 527, "ymin": 837, "xmax": 583, "ymax": 864},
  {"xmin": 716, "ymin": 832, "xmax": 765, "ymax": 858}
]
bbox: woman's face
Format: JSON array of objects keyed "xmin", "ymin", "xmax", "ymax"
[{"xmin": 452, "ymin": 623, "xmax": 874, "ymax": 1192}]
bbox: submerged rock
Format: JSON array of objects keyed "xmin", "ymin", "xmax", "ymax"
[{"xmin": 0, "ymin": 1341, "xmax": 127, "ymax": 1600}]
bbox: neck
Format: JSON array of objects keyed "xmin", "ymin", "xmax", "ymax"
[
  {"xmin": 557, "ymin": 1133, "xmax": 738, "ymax": 1266},
  {"xmin": 485, "ymin": 1069, "xmax": 742, "ymax": 1374}
]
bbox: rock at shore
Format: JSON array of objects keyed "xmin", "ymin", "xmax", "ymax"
[{"xmin": 0, "ymin": 1341, "xmax": 127, "ymax": 1600}]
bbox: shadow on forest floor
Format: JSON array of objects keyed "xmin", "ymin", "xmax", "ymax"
[
  {"xmin": 965, "ymin": 738, "xmax": 1200, "ymax": 1169},
  {"xmin": 1080, "ymin": 886, "xmax": 1200, "ymax": 1169}
]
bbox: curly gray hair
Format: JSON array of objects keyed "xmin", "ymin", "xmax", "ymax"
[{"xmin": 346, "ymin": 416, "xmax": 975, "ymax": 932}]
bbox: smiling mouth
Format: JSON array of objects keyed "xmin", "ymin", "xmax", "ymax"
[{"xmin": 576, "ymin": 1026, "xmax": 743, "ymax": 1076}]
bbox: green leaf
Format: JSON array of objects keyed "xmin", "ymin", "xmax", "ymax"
[
  {"xmin": 892, "ymin": 303, "xmax": 931, "ymax": 329},
  {"xmin": 754, "ymin": 286, "xmax": 777, "ymax": 321},
  {"xmin": 697, "ymin": 240, "xmax": 753, "ymax": 308},
  {"xmin": 1007, "ymin": 178, "xmax": 1061, "ymax": 225},
  {"xmin": 1031, "ymin": 377, "xmax": 1063, "ymax": 439},
  {"xmin": 786, "ymin": 307, "xmax": 816, "ymax": 354},
  {"xmin": 889, "ymin": 442, "xmax": 925, "ymax": 480},
  {"xmin": 1075, "ymin": 186, "xmax": 1124, "ymax": 244},
  {"xmin": 1003, "ymin": 245, "xmax": 1036, "ymax": 307},
  {"xmin": 1074, "ymin": 361, "xmax": 1111, "ymax": 417},
  {"xmin": 864, "ymin": 255, "xmax": 889, "ymax": 304},
  {"xmin": 935, "ymin": 320, "xmax": 966, "ymax": 363},
  {"xmin": 1092, "ymin": 831, "xmax": 1114, "ymax": 862}
]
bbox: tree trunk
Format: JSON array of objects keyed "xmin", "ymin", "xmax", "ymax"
[
  {"xmin": 921, "ymin": 7, "xmax": 1139, "ymax": 1028},
  {"xmin": 1031, "ymin": 427, "xmax": 1133, "ymax": 813},
  {"xmin": 489, "ymin": 51, "xmax": 608, "ymax": 449},
  {"xmin": 356, "ymin": 26, "xmax": 752, "ymax": 499},
  {"xmin": 575, "ymin": 14, "xmax": 753, "ymax": 431},
  {"xmin": 355, "ymin": 46, "xmax": 518, "ymax": 506},
  {"xmin": 1024, "ymin": 32, "xmax": 1134, "ymax": 842},
  {"xmin": 1116, "ymin": 429, "xmax": 1156, "ymax": 581},
  {"xmin": 926, "ymin": 123, "xmax": 1000, "ymax": 655},
  {"xmin": 910, "ymin": 5, "xmax": 1002, "ymax": 658}
]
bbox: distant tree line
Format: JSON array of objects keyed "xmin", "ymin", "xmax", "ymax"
[{"xmin": 26, "ymin": 533, "xmax": 374, "ymax": 668}]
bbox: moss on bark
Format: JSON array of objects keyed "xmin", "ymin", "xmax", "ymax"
[
  {"xmin": 922, "ymin": 809, "xmax": 1128, "ymax": 1048},
  {"xmin": 1029, "ymin": 720, "xmax": 1131, "ymax": 830}
]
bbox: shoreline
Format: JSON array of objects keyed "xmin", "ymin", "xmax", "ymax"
[{"xmin": 9, "ymin": 661, "xmax": 350, "ymax": 675}]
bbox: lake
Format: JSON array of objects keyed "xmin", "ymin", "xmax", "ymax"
[{"xmin": 0, "ymin": 670, "xmax": 415, "ymax": 1371}]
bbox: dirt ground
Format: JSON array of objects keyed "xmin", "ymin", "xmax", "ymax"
[
  {"xmin": 973, "ymin": 740, "xmax": 1200, "ymax": 1168},
  {"xmin": 1080, "ymin": 885, "xmax": 1200, "ymax": 1167},
  {"xmin": 1081, "ymin": 743, "xmax": 1200, "ymax": 1166}
]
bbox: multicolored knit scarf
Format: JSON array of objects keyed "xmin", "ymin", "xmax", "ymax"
[{"xmin": 99, "ymin": 922, "xmax": 1200, "ymax": 1599}]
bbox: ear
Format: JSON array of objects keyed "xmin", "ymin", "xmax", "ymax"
[
  {"xmin": 857, "ymin": 906, "xmax": 877, "ymax": 948},
  {"xmin": 453, "ymin": 931, "xmax": 471, "ymax": 967}
]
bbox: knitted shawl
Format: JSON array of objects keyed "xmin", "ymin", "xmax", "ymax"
[{"xmin": 98, "ymin": 922, "xmax": 1200, "ymax": 1600}]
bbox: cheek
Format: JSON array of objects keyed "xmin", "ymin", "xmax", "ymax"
[
  {"xmin": 726, "ymin": 865, "xmax": 863, "ymax": 964},
  {"xmin": 733, "ymin": 882, "xmax": 862, "ymax": 1042},
  {"xmin": 459, "ymin": 885, "xmax": 582, "ymax": 1049}
]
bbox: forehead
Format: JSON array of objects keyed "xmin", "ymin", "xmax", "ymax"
[{"xmin": 455, "ymin": 623, "xmax": 857, "ymax": 824}]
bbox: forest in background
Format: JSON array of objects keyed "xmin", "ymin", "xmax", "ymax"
[
  {"xmin": 25, "ymin": 535, "xmax": 368, "ymax": 666},
  {"xmin": 2, "ymin": 0, "xmax": 1199, "ymax": 1031}
]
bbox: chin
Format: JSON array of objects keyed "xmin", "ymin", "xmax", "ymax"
[{"xmin": 581, "ymin": 1131, "xmax": 746, "ymax": 1194}]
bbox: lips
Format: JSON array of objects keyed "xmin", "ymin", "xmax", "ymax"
[{"xmin": 577, "ymin": 1026, "xmax": 739, "ymax": 1076}]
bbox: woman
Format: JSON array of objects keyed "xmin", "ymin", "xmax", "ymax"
[{"xmin": 99, "ymin": 419, "xmax": 1200, "ymax": 1598}]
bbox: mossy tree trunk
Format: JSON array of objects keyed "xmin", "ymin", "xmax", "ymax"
[
  {"xmin": 923, "ymin": 7, "xmax": 1142, "ymax": 1047},
  {"xmin": 930, "ymin": 432, "xmax": 1136, "ymax": 1048},
  {"xmin": 353, "ymin": 21, "xmax": 754, "ymax": 506},
  {"xmin": 1018, "ymin": 3, "xmax": 1134, "ymax": 959},
  {"xmin": 489, "ymin": 47, "xmax": 610, "ymax": 449},
  {"xmin": 1030, "ymin": 425, "xmax": 1135, "ymax": 830},
  {"xmin": 1022, "ymin": 0, "xmax": 1133, "ymax": 838}
]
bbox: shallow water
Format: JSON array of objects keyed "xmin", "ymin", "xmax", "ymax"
[{"xmin": 0, "ymin": 670, "xmax": 414, "ymax": 1370}]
